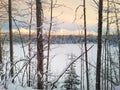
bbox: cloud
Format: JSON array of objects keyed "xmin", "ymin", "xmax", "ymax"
[
  {"xmin": 12, "ymin": 28, "xmax": 36, "ymax": 35},
  {"xmin": 45, "ymin": 28, "xmax": 97, "ymax": 36},
  {"xmin": 12, "ymin": 27, "xmax": 97, "ymax": 36}
]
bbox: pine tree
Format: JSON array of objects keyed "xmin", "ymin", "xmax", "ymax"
[{"xmin": 61, "ymin": 54, "xmax": 80, "ymax": 90}]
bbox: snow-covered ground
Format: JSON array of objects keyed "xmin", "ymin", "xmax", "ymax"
[{"xmin": 0, "ymin": 43, "xmax": 119, "ymax": 90}]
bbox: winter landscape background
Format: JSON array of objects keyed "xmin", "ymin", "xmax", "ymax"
[
  {"xmin": 0, "ymin": 0, "xmax": 120, "ymax": 90},
  {"xmin": 0, "ymin": 42, "xmax": 119, "ymax": 90}
]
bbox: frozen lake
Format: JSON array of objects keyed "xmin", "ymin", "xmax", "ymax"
[
  {"xmin": 1, "ymin": 43, "xmax": 119, "ymax": 90},
  {"xmin": 13, "ymin": 43, "xmax": 97, "ymax": 89}
]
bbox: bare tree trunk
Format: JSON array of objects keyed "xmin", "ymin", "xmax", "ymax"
[
  {"xmin": 113, "ymin": 0, "xmax": 120, "ymax": 81},
  {"xmin": 80, "ymin": 41, "xmax": 84, "ymax": 90},
  {"xmin": 0, "ymin": 27, "xmax": 2, "ymax": 64},
  {"xmin": 36, "ymin": 0, "xmax": 44, "ymax": 89},
  {"xmin": 0, "ymin": 27, "xmax": 2, "ymax": 81},
  {"xmin": 28, "ymin": 0, "xmax": 33, "ymax": 87},
  {"xmin": 96, "ymin": 0, "xmax": 103, "ymax": 90},
  {"xmin": 8, "ymin": 0, "xmax": 14, "ymax": 82},
  {"xmin": 45, "ymin": 0, "xmax": 53, "ymax": 90},
  {"xmin": 104, "ymin": 0, "xmax": 110, "ymax": 89},
  {"xmin": 101, "ymin": 54, "xmax": 104, "ymax": 90},
  {"xmin": 83, "ymin": 0, "xmax": 89, "ymax": 90},
  {"xmin": 109, "ymin": 49, "xmax": 113, "ymax": 90},
  {"xmin": 106, "ymin": 0, "xmax": 110, "ymax": 89}
]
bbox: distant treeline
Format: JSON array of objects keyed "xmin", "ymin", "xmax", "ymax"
[
  {"xmin": 12, "ymin": 34, "xmax": 98, "ymax": 44},
  {"xmin": 50, "ymin": 35, "xmax": 97, "ymax": 44},
  {"xmin": 1, "ymin": 32, "xmax": 118, "ymax": 44}
]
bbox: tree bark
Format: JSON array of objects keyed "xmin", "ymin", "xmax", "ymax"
[
  {"xmin": 46, "ymin": 0, "xmax": 53, "ymax": 90},
  {"xmin": 28, "ymin": 0, "xmax": 33, "ymax": 87},
  {"xmin": 96, "ymin": 0, "xmax": 103, "ymax": 90},
  {"xmin": 36, "ymin": 0, "xmax": 44, "ymax": 89},
  {"xmin": 0, "ymin": 27, "xmax": 2, "ymax": 64},
  {"xmin": 113, "ymin": 0, "xmax": 120, "ymax": 81},
  {"xmin": 8, "ymin": 0, "xmax": 14, "ymax": 82},
  {"xmin": 83, "ymin": 0, "xmax": 89, "ymax": 90}
]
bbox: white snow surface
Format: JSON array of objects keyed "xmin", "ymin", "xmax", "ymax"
[
  {"xmin": 0, "ymin": 84, "xmax": 33, "ymax": 90},
  {"xmin": 8, "ymin": 84, "xmax": 33, "ymax": 90},
  {"xmin": 0, "ymin": 43, "xmax": 119, "ymax": 90},
  {"xmin": 0, "ymin": 44, "xmax": 97, "ymax": 90}
]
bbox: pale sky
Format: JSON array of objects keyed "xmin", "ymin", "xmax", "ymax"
[
  {"xmin": 49, "ymin": 0, "xmax": 120, "ymax": 35},
  {"xmin": 2, "ymin": 0, "xmax": 119, "ymax": 35},
  {"xmin": 44, "ymin": 0, "xmax": 98, "ymax": 34},
  {"xmin": 1, "ymin": 0, "xmax": 99, "ymax": 35},
  {"xmin": 54, "ymin": 0, "xmax": 98, "ymax": 25}
]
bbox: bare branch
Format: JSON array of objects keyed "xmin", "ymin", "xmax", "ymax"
[
  {"xmin": 73, "ymin": 4, "xmax": 83, "ymax": 22},
  {"xmin": 50, "ymin": 45, "xmax": 94, "ymax": 90},
  {"xmin": 92, "ymin": 0, "xmax": 98, "ymax": 7}
]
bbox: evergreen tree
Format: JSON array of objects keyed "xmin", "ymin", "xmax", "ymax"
[{"xmin": 61, "ymin": 54, "xmax": 80, "ymax": 90}]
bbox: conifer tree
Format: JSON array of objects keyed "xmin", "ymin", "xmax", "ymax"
[{"xmin": 61, "ymin": 54, "xmax": 80, "ymax": 90}]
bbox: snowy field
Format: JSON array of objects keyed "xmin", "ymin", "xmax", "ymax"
[{"xmin": 0, "ymin": 43, "xmax": 119, "ymax": 90}]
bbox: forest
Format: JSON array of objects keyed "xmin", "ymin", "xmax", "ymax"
[{"xmin": 0, "ymin": 0, "xmax": 120, "ymax": 90}]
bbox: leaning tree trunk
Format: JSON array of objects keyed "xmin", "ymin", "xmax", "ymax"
[
  {"xmin": 96, "ymin": 0, "xmax": 103, "ymax": 90},
  {"xmin": 8, "ymin": 0, "xmax": 14, "ymax": 82},
  {"xmin": 36, "ymin": 0, "xmax": 44, "ymax": 89}
]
